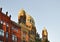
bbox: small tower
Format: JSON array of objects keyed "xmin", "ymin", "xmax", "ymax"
[
  {"xmin": 42, "ymin": 27, "xmax": 48, "ymax": 42},
  {"xmin": 18, "ymin": 9, "xmax": 26, "ymax": 24}
]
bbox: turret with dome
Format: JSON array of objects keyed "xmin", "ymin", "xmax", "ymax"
[
  {"xmin": 18, "ymin": 9, "xmax": 35, "ymax": 26},
  {"xmin": 41, "ymin": 27, "xmax": 49, "ymax": 42},
  {"xmin": 18, "ymin": 9, "xmax": 36, "ymax": 42}
]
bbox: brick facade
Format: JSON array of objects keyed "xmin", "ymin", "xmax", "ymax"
[{"xmin": 0, "ymin": 8, "xmax": 21, "ymax": 42}]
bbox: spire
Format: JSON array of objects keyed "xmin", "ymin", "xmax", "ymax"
[
  {"xmin": 42, "ymin": 26, "xmax": 48, "ymax": 36},
  {"xmin": 43, "ymin": 26, "xmax": 47, "ymax": 31}
]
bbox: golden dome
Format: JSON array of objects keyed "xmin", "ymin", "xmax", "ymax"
[
  {"xmin": 18, "ymin": 9, "xmax": 26, "ymax": 19},
  {"xmin": 42, "ymin": 27, "xmax": 48, "ymax": 36},
  {"xmin": 26, "ymin": 14, "xmax": 35, "ymax": 25}
]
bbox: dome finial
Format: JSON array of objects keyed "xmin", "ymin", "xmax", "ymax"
[{"xmin": 43, "ymin": 26, "xmax": 47, "ymax": 30}]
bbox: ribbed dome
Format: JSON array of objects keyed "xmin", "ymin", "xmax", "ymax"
[
  {"xmin": 18, "ymin": 9, "xmax": 35, "ymax": 25},
  {"xmin": 18, "ymin": 9, "xmax": 26, "ymax": 19},
  {"xmin": 42, "ymin": 27, "xmax": 48, "ymax": 36},
  {"xmin": 26, "ymin": 14, "xmax": 35, "ymax": 25}
]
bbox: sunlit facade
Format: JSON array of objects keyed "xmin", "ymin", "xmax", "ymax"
[
  {"xmin": 0, "ymin": 8, "xmax": 50, "ymax": 42},
  {"xmin": 0, "ymin": 8, "xmax": 21, "ymax": 42},
  {"xmin": 18, "ymin": 9, "xmax": 36, "ymax": 42},
  {"xmin": 0, "ymin": 8, "xmax": 36, "ymax": 42}
]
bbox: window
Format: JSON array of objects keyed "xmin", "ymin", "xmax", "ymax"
[
  {"xmin": 29, "ymin": 30, "xmax": 35, "ymax": 35},
  {"xmin": 0, "ymin": 40, "xmax": 3, "ymax": 42},
  {"xmin": 12, "ymin": 35, "xmax": 15, "ymax": 40},
  {"xmin": 0, "ymin": 29, "xmax": 4, "ymax": 36},
  {"xmin": 6, "ymin": 32, "xmax": 8, "ymax": 38},
  {"xmin": 12, "ymin": 34, "xmax": 17, "ymax": 42},
  {"xmin": 12, "ymin": 27, "xmax": 18, "ymax": 32},
  {"xmin": 23, "ymin": 33, "xmax": 26, "ymax": 38},
  {"xmin": 30, "ymin": 19, "xmax": 31, "ymax": 23},
  {"xmin": 23, "ymin": 31, "xmax": 26, "ymax": 37},
  {"xmin": 26, "ymin": 25, "xmax": 31, "ymax": 28},
  {"xmin": 0, "ymin": 22, "xmax": 3, "ymax": 29},
  {"xmin": 31, "ymin": 31, "xmax": 34, "ymax": 34},
  {"xmin": 19, "ymin": 16, "xmax": 26, "ymax": 24},
  {"xmin": 22, "ymin": 31, "xmax": 27, "ymax": 40},
  {"xmin": 0, "ymin": 21, "xmax": 3, "ymax": 24},
  {"xmin": 6, "ymin": 23, "xmax": 9, "ymax": 27}
]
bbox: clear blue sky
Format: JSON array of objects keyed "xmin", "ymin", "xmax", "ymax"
[{"xmin": 0, "ymin": 0, "xmax": 60, "ymax": 42}]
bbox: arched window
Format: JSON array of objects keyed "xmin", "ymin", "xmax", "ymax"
[
  {"xmin": 6, "ymin": 23, "xmax": 9, "ymax": 27},
  {"xmin": 12, "ymin": 34, "xmax": 17, "ymax": 42},
  {"xmin": 6, "ymin": 32, "xmax": 8, "ymax": 38}
]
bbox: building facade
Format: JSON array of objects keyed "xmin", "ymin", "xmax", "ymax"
[
  {"xmin": 0, "ymin": 8, "xmax": 36, "ymax": 42},
  {"xmin": 18, "ymin": 9, "xmax": 36, "ymax": 42},
  {"xmin": 0, "ymin": 8, "xmax": 50, "ymax": 42},
  {"xmin": 0, "ymin": 8, "xmax": 21, "ymax": 42}
]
